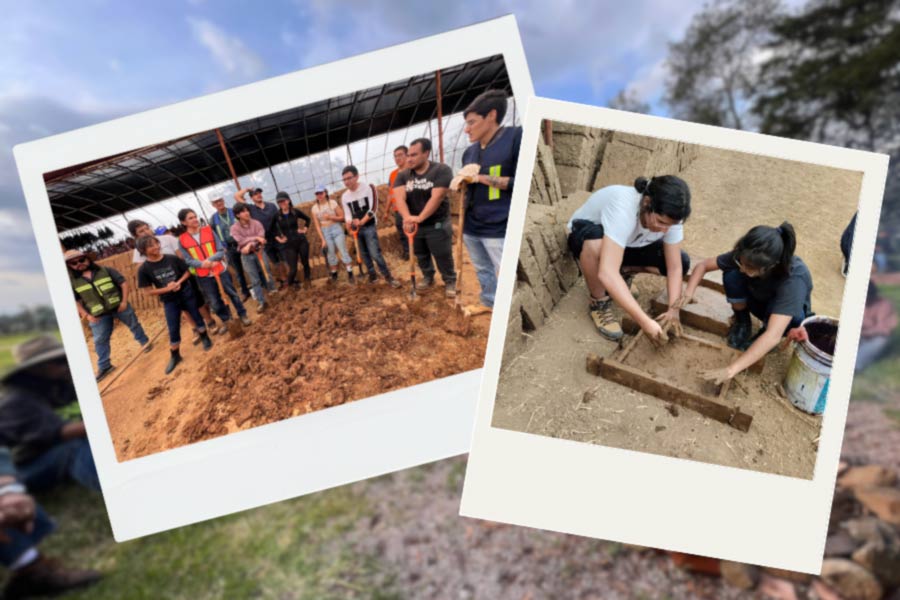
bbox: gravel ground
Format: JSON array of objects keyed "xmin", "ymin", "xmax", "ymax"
[{"xmin": 338, "ymin": 396, "xmax": 900, "ymax": 599}]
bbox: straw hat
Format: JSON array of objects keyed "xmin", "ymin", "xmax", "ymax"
[
  {"xmin": 63, "ymin": 249, "xmax": 86, "ymax": 262},
  {"xmin": 2, "ymin": 335, "xmax": 67, "ymax": 380}
]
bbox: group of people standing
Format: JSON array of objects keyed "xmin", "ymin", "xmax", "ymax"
[{"xmin": 65, "ymin": 89, "xmax": 523, "ymax": 380}]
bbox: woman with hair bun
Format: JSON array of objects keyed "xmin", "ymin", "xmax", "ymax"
[
  {"xmin": 683, "ymin": 221, "xmax": 814, "ymax": 384},
  {"xmin": 566, "ymin": 175, "xmax": 692, "ymax": 342}
]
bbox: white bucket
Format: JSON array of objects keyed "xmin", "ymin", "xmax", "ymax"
[{"xmin": 784, "ymin": 315, "xmax": 837, "ymax": 414}]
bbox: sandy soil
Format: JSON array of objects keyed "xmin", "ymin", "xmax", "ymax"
[
  {"xmin": 93, "ymin": 236, "xmax": 490, "ymax": 461},
  {"xmin": 680, "ymin": 145, "xmax": 860, "ymax": 319}
]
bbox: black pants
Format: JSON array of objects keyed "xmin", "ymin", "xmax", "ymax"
[
  {"xmin": 226, "ymin": 246, "xmax": 250, "ymax": 294},
  {"xmin": 414, "ymin": 218, "xmax": 456, "ymax": 284},
  {"xmin": 568, "ymin": 219, "xmax": 689, "ymax": 275},
  {"xmin": 281, "ymin": 236, "xmax": 311, "ymax": 285},
  {"xmin": 394, "ymin": 212, "xmax": 409, "ymax": 258}
]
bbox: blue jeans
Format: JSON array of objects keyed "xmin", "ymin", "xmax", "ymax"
[
  {"xmin": 357, "ymin": 224, "xmax": 391, "ymax": 278},
  {"xmin": 856, "ymin": 335, "xmax": 890, "ymax": 372},
  {"xmin": 18, "ymin": 438, "xmax": 101, "ymax": 493},
  {"xmin": 463, "ymin": 234, "xmax": 504, "ymax": 307},
  {"xmin": 163, "ymin": 285, "xmax": 205, "ymax": 346},
  {"xmin": 197, "ymin": 271, "xmax": 247, "ymax": 321},
  {"xmin": 89, "ymin": 303, "xmax": 148, "ymax": 371},
  {"xmin": 241, "ymin": 254, "xmax": 267, "ymax": 305},
  {"xmin": 722, "ymin": 269, "xmax": 807, "ymax": 331},
  {"xmin": 0, "ymin": 506, "xmax": 54, "ymax": 567},
  {"xmin": 322, "ymin": 225, "xmax": 352, "ymax": 267}
]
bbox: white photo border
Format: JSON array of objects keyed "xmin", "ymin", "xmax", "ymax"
[
  {"xmin": 14, "ymin": 15, "xmax": 533, "ymax": 541},
  {"xmin": 460, "ymin": 97, "xmax": 889, "ymax": 574}
]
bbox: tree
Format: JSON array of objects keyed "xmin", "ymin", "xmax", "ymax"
[
  {"xmin": 754, "ymin": 0, "xmax": 900, "ymax": 152},
  {"xmin": 607, "ymin": 89, "xmax": 651, "ymax": 114},
  {"xmin": 664, "ymin": 0, "xmax": 784, "ymax": 130}
]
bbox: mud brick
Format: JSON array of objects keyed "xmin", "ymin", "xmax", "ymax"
[
  {"xmin": 611, "ymin": 131, "xmax": 657, "ymax": 151},
  {"xmin": 854, "ymin": 486, "xmax": 900, "ymax": 525},
  {"xmin": 531, "ymin": 277, "xmax": 555, "ymax": 316},
  {"xmin": 514, "ymin": 281, "xmax": 545, "ymax": 331},
  {"xmin": 653, "ymin": 286, "xmax": 732, "ymax": 337},
  {"xmin": 542, "ymin": 266, "xmax": 565, "ymax": 305},
  {"xmin": 539, "ymin": 226, "xmax": 562, "ymax": 262},
  {"xmin": 527, "ymin": 231, "xmax": 551, "ymax": 275},
  {"xmin": 517, "ymin": 240, "xmax": 543, "ymax": 288},
  {"xmin": 552, "ymin": 257, "xmax": 579, "ymax": 293}
]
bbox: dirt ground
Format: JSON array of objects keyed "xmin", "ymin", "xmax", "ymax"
[
  {"xmin": 93, "ymin": 241, "xmax": 490, "ymax": 461},
  {"xmin": 491, "ymin": 147, "xmax": 862, "ymax": 479}
]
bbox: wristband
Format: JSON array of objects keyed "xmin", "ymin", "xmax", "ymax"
[{"xmin": 0, "ymin": 483, "xmax": 26, "ymax": 496}]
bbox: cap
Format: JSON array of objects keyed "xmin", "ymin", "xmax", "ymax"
[
  {"xmin": 250, "ymin": 187, "xmax": 263, "ymax": 196},
  {"xmin": 154, "ymin": 226, "xmax": 167, "ymax": 235},
  {"xmin": 63, "ymin": 249, "xmax": 86, "ymax": 262},
  {"xmin": 2, "ymin": 335, "xmax": 67, "ymax": 381},
  {"xmin": 275, "ymin": 191, "xmax": 291, "ymax": 202},
  {"xmin": 315, "ymin": 185, "xmax": 327, "ymax": 194}
]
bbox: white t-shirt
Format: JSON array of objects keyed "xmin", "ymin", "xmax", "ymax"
[
  {"xmin": 341, "ymin": 181, "xmax": 378, "ymax": 225},
  {"xmin": 566, "ymin": 185, "xmax": 684, "ymax": 248},
  {"xmin": 132, "ymin": 234, "xmax": 182, "ymax": 264}
]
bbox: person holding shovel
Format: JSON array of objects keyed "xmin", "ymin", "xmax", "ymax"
[
  {"xmin": 454, "ymin": 89, "xmax": 523, "ymax": 312},
  {"xmin": 230, "ymin": 202, "xmax": 272, "ymax": 312},
  {"xmin": 392, "ymin": 137, "xmax": 457, "ymax": 298},
  {"xmin": 66, "ymin": 249, "xmax": 152, "ymax": 382},
  {"xmin": 311, "ymin": 185, "xmax": 355, "ymax": 284},
  {"xmin": 273, "ymin": 191, "xmax": 314, "ymax": 290},
  {"xmin": 340, "ymin": 166, "xmax": 401, "ymax": 287},
  {"xmin": 137, "ymin": 236, "xmax": 213, "ymax": 374},
  {"xmin": 683, "ymin": 222, "xmax": 813, "ymax": 385},
  {"xmin": 177, "ymin": 208, "xmax": 251, "ymax": 331},
  {"xmin": 389, "ymin": 145, "xmax": 410, "ymax": 261},
  {"xmin": 235, "ymin": 187, "xmax": 281, "ymax": 291},
  {"xmin": 567, "ymin": 176, "xmax": 692, "ymax": 343}
]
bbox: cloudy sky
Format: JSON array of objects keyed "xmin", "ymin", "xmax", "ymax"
[{"xmin": 0, "ymin": 0, "xmax": 711, "ymax": 312}]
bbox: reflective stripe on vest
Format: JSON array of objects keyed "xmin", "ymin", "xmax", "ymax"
[
  {"xmin": 72, "ymin": 268, "xmax": 122, "ymax": 315},
  {"xmin": 179, "ymin": 227, "xmax": 224, "ymax": 277},
  {"xmin": 488, "ymin": 165, "xmax": 501, "ymax": 200}
]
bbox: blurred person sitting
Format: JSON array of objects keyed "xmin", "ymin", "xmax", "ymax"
[
  {"xmin": 0, "ymin": 446, "xmax": 102, "ymax": 599},
  {"xmin": 856, "ymin": 280, "xmax": 898, "ymax": 372},
  {"xmin": 65, "ymin": 249, "xmax": 151, "ymax": 382},
  {"xmin": 0, "ymin": 336, "xmax": 100, "ymax": 493}
]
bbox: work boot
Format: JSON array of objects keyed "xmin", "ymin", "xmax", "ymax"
[
  {"xmin": 215, "ymin": 324, "xmax": 228, "ymax": 336},
  {"xmin": 258, "ymin": 302, "xmax": 267, "ymax": 314},
  {"xmin": 165, "ymin": 350, "xmax": 182, "ymax": 375},
  {"xmin": 347, "ymin": 270, "xmax": 355, "ymax": 283},
  {"xmin": 368, "ymin": 272, "xmax": 378, "ymax": 284},
  {"xmin": 727, "ymin": 310, "xmax": 753, "ymax": 350},
  {"xmin": 95, "ymin": 365, "xmax": 115, "ymax": 383},
  {"xmin": 328, "ymin": 272, "xmax": 338, "ymax": 285},
  {"xmin": 192, "ymin": 328, "xmax": 202, "ymax": 346},
  {"xmin": 200, "ymin": 331, "xmax": 213, "ymax": 351},
  {"xmin": 2, "ymin": 556, "xmax": 102, "ymax": 600},
  {"xmin": 141, "ymin": 340, "xmax": 153, "ymax": 353},
  {"xmin": 241, "ymin": 291, "xmax": 252, "ymax": 303},
  {"xmin": 444, "ymin": 282, "xmax": 457, "ymax": 298},
  {"xmin": 387, "ymin": 276, "xmax": 402, "ymax": 289},
  {"xmin": 240, "ymin": 315, "xmax": 252, "ymax": 326},
  {"xmin": 589, "ymin": 296, "xmax": 623, "ymax": 341},
  {"xmin": 416, "ymin": 278, "xmax": 435, "ymax": 292}
]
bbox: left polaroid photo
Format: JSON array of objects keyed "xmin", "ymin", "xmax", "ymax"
[{"xmin": 14, "ymin": 15, "xmax": 532, "ymax": 540}]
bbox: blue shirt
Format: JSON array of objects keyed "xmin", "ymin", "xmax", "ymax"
[{"xmin": 461, "ymin": 126, "xmax": 522, "ymax": 238}]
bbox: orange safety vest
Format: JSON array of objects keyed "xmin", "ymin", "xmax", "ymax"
[
  {"xmin": 179, "ymin": 227, "xmax": 225, "ymax": 277},
  {"xmin": 389, "ymin": 168, "xmax": 399, "ymax": 212}
]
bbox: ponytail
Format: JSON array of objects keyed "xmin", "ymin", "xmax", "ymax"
[
  {"xmin": 634, "ymin": 175, "xmax": 691, "ymax": 222},
  {"xmin": 733, "ymin": 221, "xmax": 796, "ymax": 277},
  {"xmin": 776, "ymin": 221, "xmax": 796, "ymax": 276}
]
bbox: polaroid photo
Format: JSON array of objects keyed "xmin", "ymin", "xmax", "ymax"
[
  {"xmin": 13, "ymin": 15, "xmax": 533, "ymax": 540},
  {"xmin": 460, "ymin": 97, "xmax": 890, "ymax": 573}
]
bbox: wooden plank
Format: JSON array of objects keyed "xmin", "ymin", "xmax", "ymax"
[
  {"xmin": 618, "ymin": 331, "xmax": 643, "ymax": 363},
  {"xmin": 652, "ymin": 288, "xmax": 732, "ymax": 337},
  {"xmin": 596, "ymin": 357, "xmax": 753, "ymax": 432}
]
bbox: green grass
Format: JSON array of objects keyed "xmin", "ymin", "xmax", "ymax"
[
  {"xmin": 31, "ymin": 485, "xmax": 401, "ymax": 600},
  {"xmin": 851, "ymin": 284, "xmax": 900, "ymax": 402}
]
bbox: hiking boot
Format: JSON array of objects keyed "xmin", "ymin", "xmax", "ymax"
[
  {"xmin": 589, "ymin": 296, "xmax": 623, "ymax": 341},
  {"xmin": 165, "ymin": 351, "xmax": 182, "ymax": 375},
  {"xmin": 240, "ymin": 315, "xmax": 252, "ymax": 326},
  {"xmin": 727, "ymin": 311, "xmax": 753, "ymax": 350},
  {"xmin": 387, "ymin": 276, "xmax": 402, "ymax": 289},
  {"xmin": 192, "ymin": 329, "xmax": 202, "ymax": 346},
  {"xmin": 95, "ymin": 365, "xmax": 115, "ymax": 383},
  {"xmin": 141, "ymin": 341, "xmax": 153, "ymax": 353},
  {"xmin": 241, "ymin": 291, "xmax": 252, "ymax": 303},
  {"xmin": 2, "ymin": 556, "xmax": 102, "ymax": 600},
  {"xmin": 257, "ymin": 302, "xmax": 267, "ymax": 314},
  {"xmin": 215, "ymin": 325, "xmax": 228, "ymax": 336},
  {"xmin": 328, "ymin": 272, "xmax": 338, "ymax": 285},
  {"xmin": 444, "ymin": 282, "xmax": 457, "ymax": 298},
  {"xmin": 200, "ymin": 332, "xmax": 213, "ymax": 351},
  {"xmin": 416, "ymin": 278, "xmax": 435, "ymax": 291},
  {"xmin": 368, "ymin": 272, "xmax": 378, "ymax": 284},
  {"xmin": 347, "ymin": 270, "xmax": 355, "ymax": 283}
]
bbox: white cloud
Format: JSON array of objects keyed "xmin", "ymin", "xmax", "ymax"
[
  {"xmin": 624, "ymin": 58, "xmax": 670, "ymax": 106},
  {"xmin": 187, "ymin": 17, "xmax": 265, "ymax": 78},
  {"xmin": 0, "ymin": 269, "xmax": 50, "ymax": 311}
]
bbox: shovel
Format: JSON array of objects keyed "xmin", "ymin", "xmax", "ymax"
[
  {"xmin": 455, "ymin": 181, "xmax": 468, "ymax": 311},
  {"xmin": 349, "ymin": 222, "xmax": 366, "ymax": 283},
  {"xmin": 213, "ymin": 270, "xmax": 244, "ymax": 338},
  {"xmin": 404, "ymin": 222, "xmax": 418, "ymax": 300},
  {"xmin": 255, "ymin": 248, "xmax": 279, "ymax": 305}
]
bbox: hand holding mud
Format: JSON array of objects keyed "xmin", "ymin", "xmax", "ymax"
[
  {"xmin": 699, "ymin": 367, "xmax": 732, "ymax": 386},
  {"xmin": 655, "ymin": 308, "xmax": 683, "ymax": 338}
]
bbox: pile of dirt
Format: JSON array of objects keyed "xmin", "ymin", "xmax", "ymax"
[
  {"xmin": 622, "ymin": 334, "xmax": 734, "ymax": 397},
  {"xmin": 179, "ymin": 283, "xmax": 481, "ymax": 445}
]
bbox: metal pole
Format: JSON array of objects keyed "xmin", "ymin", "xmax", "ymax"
[
  {"xmin": 268, "ymin": 165, "xmax": 280, "ymax": 191},
  {"xmin": 192, "ymin": 190, "xmax": 209, "ymax": 222},
  {"xmin": 216, "ymin": 128, "xmax": 240, "ymax": 189},
  {"xmin": 436, "ymin": 69, "xmax": 445, "ymax": 163}
]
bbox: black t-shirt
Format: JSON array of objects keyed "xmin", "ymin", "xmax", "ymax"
[
  {"xmin": 393, "ymin": 162, "xmax": 453, "ymax": 226},
  {"xmin": 138, "ymin": 254, "xmax": 190, "ymax": 303},
  {"xmin": 716, "ymin": 252, "xmax": 813, "ymax": 318}
]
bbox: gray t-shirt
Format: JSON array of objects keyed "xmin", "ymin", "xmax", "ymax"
[
  {"xmin": 717, "ymin": 252, "xmax": 813, "ymax": 317},
  {"xmin": 567, "ymin": 185, "xmax": 684, "ymax": 248}
]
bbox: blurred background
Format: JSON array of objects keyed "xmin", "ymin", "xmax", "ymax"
[{"xmin": 1, "ymin": 1, "xmax": 898, "ymax": 598}]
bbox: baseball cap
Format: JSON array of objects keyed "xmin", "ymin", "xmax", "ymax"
[
  {"xmin": 250, "ymin": 187, "xmax": 263, "ymax": 196},
  {"xmin": 275, "ymin": 191, "xmax": 291, "ymax": 202},
  {"xmin": 315, "ymin": 185, "xmax": 327, "ymax": 194}
]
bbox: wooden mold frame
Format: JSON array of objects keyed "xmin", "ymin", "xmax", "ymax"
[{"xmin": 596, "ymin": 331, "xmax": 754, "ymax": 432}]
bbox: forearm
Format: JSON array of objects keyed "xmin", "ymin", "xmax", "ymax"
[
  {"xmin": 481, "ymin": 175, "xmax": 511, "ymax": 190},
  {"xmin": 666, "ymin": 267, "xmax": 683, "ymax": 308},
  {"xmin": 60, "ymin": 421, "xmax": 86, "ymax": 440},
  {"xmin": 418, "ymin": 191, "xmax": 446, "ymax": 221},
  {"xmin": 729, "ymin": 330, "xmax": 780, "ymax": 376},
  {"xmin": 394, "ymin": 193, "xmax": 411, "ymax": 219},
  {"xmin": 119, "ymin": 283, "xmax": 130, "ymax": 305},
  {"xmin": 601, "ymin": 270, "xmax": 650, "ymax": 326}
]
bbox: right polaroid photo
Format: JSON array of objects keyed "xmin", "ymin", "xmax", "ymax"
[{"xmin": 461, "ymin": 98, "xmax": 890, "ymax": 573}]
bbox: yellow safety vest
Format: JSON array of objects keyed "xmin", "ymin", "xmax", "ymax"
[{"xmin": 71, "ymin": 267, "xmax": 122, "ymax": 316}]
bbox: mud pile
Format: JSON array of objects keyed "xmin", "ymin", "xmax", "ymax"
[{"xmin": 180, "ymin": 283, "xmax": 483, "ymax": 444}]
